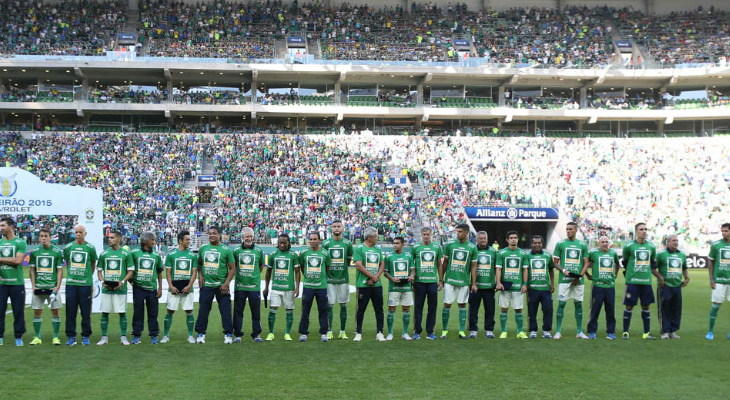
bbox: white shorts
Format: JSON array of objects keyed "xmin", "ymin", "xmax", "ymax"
[
  {"xmin": 100, "ymin": 293, "xmax": 128, "ymax": 314},
  {"xmin": 558, "ymin": 283, "xmax": 585, "ymax": 302},
  {"xmin": 443, "ymin": 284, "xmax": 469, "ymax": 305},
  {"xmin": 167, "ymin": 292, "xmax": 195, "ymax": 311},
  {"xmin": 712, "ymin": 283, "xmax": 730, "ymax": 303},
  {"xmin": 498, "ymin": 291, "xmax": 525, "ymax": 310},
  {"xmin": 327, "ymin": 283, "xmax": 350, "ymax": 305},
  {"xmin": 270, "ymin": 290, "xmax": 295, "ymax": 310},
  {"xmin": 31, "ymin": 293, "xmax": 62, "ymax": 310},
  {"xmin": 388, "ymin": 291, "xmax": 414, "ymax": 307}
]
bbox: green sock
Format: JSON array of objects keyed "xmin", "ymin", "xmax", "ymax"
[
  {"xmin": 709, "ymin": 304, "xmax": 720, "ymax": 333},
  {"xmin": 327, "ymin": 306, "xmax": 334, "ymax": 332},
  {"xmin": 33, "ymin": 317, "xmax": 42, "ymax": 338},
  {"xmin": 186, "ymin": 314, "xmax": 194, "ymax": 336},
  {"xmin": 164, "ymin": 313, "xmax": 173, "ymax": 337},
  {"xmin": 101, "ymin": 313, "xmax": 109, "ymax": 336},
  {"xmin": 120, "ymin": 314, "xmax": 127, "ymax": 336},
  {"xmin": 458, "ymin": 308, "xmax": 467, "ymax": 331},
  {"xmin": 387, "ymin": 311, "xmax": 395, "ymax": 335},
  {"xmin": 556, "ymin": 301, "xmax": 566, "ymax": 333},
  {"xmin": 340, "ymin": 305, "xmax": 347, "ymax": 331},
  {"xmin": 402, "ymin": 312, "xmax": 410, "ymax": 335},
  {"xmin": 268, "ymin": 309, "xmax": 277, "ymax": 333},
  {"xmin": 575, "ymin": 301, "xmax": 583, "ymax": 333},
  {"xmin": 285, "ymin": 310, "xmax": 293, "ymax": 334},
  {"xmin": 442, "ymin": 307, "xmax": 450, "ymax": 331},
  {"xmin": 515, "ymin": 312, "xmax": 523, "ymax": 332},
  {"xmin": 500, "ymin": 311, "xmax": 508, "ymax": 332},
  {"xmin": 52, "ymin": 317, "xmax": 60, "ymax": 338}
]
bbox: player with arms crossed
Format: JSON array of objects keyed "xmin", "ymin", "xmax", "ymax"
[{"xmin": 322, "ymin": 221, "xmax": 353, "ymax": 340}]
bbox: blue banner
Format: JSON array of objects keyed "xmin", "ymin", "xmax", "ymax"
[
  {"xmin": 453, "ymin": 39, "xmax": 470, "ymax": 47},
  {"xmin": 287, "ymin": 36, "xmax": 305, "ymax": 44},
  {"xmin": 198, "ymin": 175, "xmax": 216, "ymax": 182},
  {"xmin": 118, "ymin": 33, "xmax": 137, "ymax": 43},
  {"xmin": 465, "ymin": 207, "xmax": 559, "ymax": 221}
]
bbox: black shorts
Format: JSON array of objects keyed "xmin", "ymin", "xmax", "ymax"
[{"xmin": 623, "ymin": 283, "xmax": 655, "ymax": 306}]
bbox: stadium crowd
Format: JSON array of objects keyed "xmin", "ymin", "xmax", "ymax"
[
  {"xmin": 0, "ymin": 2, "xmax": 727, "ymax": 68},
  {"xmin": 0, "ymin": 0, "xmax": 126, "ymax": 56},
  {"xmin": 207, "ymin": 134, "xmax": 417, "ymax": 243}
]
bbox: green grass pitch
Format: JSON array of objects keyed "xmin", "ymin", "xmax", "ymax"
[{"xmin": 1, "ymin": 269, "xmax": 728, "ymax": 399}]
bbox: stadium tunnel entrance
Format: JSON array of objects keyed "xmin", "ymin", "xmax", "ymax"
[{"xmin": 464, "ymin": 206, "xmax": 560, "ymax": 250}]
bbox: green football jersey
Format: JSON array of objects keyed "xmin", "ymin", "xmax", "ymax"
[
  {"xmin": 524, "ymin": 251, "xmax": 554, "ymax": 291},
  {"xmin": 233, "ymin": 245, "xmax": 264, "ymax": 291},
  {"xmin": 588, "ymin": 248, "xmax": 620, "ymax": 288},
  {"xmin": 386, "ymin": 251, "xmax": 414, "ymax": 292},
  {"xmin": 0, "ymin": 237, "xmax": 27, "ymax": 285},
  {"xmin": 64, "ymin": 242, "xmax": 98, "ymax": 286},
  {"xmin": 98, "ymin": 248, "xmax": 133, "ymax": 294},
  {"xmin": 496, "ymin": 247, "xmax": 526, "ymax": 292},
  {"xmin": 29, "ymin": 245, "xmax": 63, "ymax": 289},
  {"xmin": 268, "ymin": 250, "xmax": 300, "ymax": 291},
  {"xmin": 131, "ymin": 249, "xmax": 164, "ymax": 291},
  {"xmin": 656, "ymin": 249, "xmax": 687, "ymax": 288},
  {"xmin": 165, "ymin": 248, "xmax": 198, "ymax": 292},
  {"xmin": 622, "ymin": 240, "xmax": 656, "ymax": 285},
  {"xmin": 322, "ymin": 237, "xmax": 353, "ymax": 285},
  {"xmin": 198, "ymin": 244, "xmax": 234, "ymax": 288},
  {"xmin": 474, "ymin": 247, "xmax": 497, "ymax": 289},
  {"xmin": 353, "ymin": 244, "xmax": 383, "ymax": 288},
  {"xmin": 708, "ymin": 240, "xmax": 730, "ymax": 284},
  {"xmin": 411, "ymin": 242, "xmax": 443, "ymax": 283},
  {"xmin": 553, "ymin": 239, "xmax": 589, "ymax": 284},
  {"xmin": 299, "ymin": 248, "xmax": 331, "ymax": 290},
  {"xmin": 443, "ymin": 240, "xmax": 478, "ymax": 287}
]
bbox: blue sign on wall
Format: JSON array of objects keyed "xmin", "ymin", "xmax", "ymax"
[
  {"xmin": 198, "ymin": 175, "xmax": 216, "ymax": 182},
  {"xmin": 465, "ymin": 207, "xmax": 559, "ymax": 221}
]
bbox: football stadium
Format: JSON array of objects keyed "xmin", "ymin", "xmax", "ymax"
[{"xmin": 1, "ymin": 0, "xmax": 730, "ymax": 398}]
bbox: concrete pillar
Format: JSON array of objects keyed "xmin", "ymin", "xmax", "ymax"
[
  {"xmin": 417, "ymin": 83, "xmax": 424, "ymax": 106},
  {"xmin": 334, "ymin": 81, "xmax": 341, "ymax": 105},
  {"xmin": 578, "ymin": 120, "xmax": 585, "ymax": 135},
  {"xmin": 498, "ymin": 85, "xmax": 505, "ymax": 106},
  {"xmin": 580, "ymin": 87, "xmax": 587, "ymax": 109},
  {"xmin": 251, "ymin": 77, "xmax": 258, "ymax": 104},
  {"xmin": 656, "ymin": 120, "xmax": 664, "ymax": 135},
  {"xmin": 167, "ymin": 79, "xmax": 173, "ymax": 104},
  {"xmin": 82, "ymin": 78, "xmax": 90, "ymax": 101}
]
